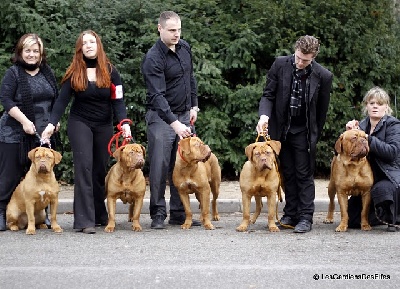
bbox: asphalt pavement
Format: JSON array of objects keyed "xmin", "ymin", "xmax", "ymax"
[{"xmin": 1, "ymin": 179, "xmax": 400, "ymax": 289}]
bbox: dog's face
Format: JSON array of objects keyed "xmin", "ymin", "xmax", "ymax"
[
  {"xmin": 178, "ymin": 137, "xmax": 211, "ymax": 163},
  {"xmin": 113, "ymin": 144, "xmax": 146, "ymax": 170},
  {"xmin": 28, "ymin": 147, "xmax": 62, "ymax": 174},
  {"xmin": 335, "ymin": 129, "xmax": 369, "ymax": 160},
  {"xmin": 245, "ymin": 141, "xmax": 281, "ymax": 171}
]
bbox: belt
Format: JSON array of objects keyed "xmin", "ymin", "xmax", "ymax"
[{"xmin": 149, "ymin": 109, "xmax": 188, "ymax": 115}]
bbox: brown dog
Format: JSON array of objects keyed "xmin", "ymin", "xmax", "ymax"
[
  {"xmin": 104, "ymin": 143, "xmax": 146, "ymax": 232},
  {"xmin": 323, "ymin": 129, "xmax": 373, "ymax": 232},
  {"xmin": 236, "ymin": 140, "xmax": 282, "ymax": 232},
  {"xmin": 6, "ymin": 147, "xmax": 62, "ymax": 235},
  {"xmin": 172, "ymin": 136, "xmax": 221, "ymax": 230}
]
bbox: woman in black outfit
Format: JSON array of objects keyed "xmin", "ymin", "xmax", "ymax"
[
  {"xmin": 42, "ymin": 30, "xmax": 132, "ymax": 234},
  {"xmin": 0, "ymin": 33, "xmax": 59, "ymax": 231},
  {"xmin": 346, "ymin": 86, "xmax": 400, "ymax": 232}
]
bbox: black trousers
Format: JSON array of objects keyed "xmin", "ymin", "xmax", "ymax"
[
  {"xmin": 0, "ymin": 143, "xmax": 24, "ymax": 211},
  {"xmin": 146, "ymin": 110, "xmax": 190, "ymax": 220},
  {"xmin": 68, "ymin": 118, "xmax": 112, "ymax": 229},
  {"xmin": 348, "ymin": 178, "xmax": 400, "ymax": 227},
  {"xmin": 280, "ymin": 131, "xmax": 315, "ymax": 222}
]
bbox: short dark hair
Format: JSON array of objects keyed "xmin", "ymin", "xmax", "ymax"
[{"xmin": 159, "ymin": 11, "xmax": 180, "ymax": 27}]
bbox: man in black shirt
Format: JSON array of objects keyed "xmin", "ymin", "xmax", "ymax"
[{"xmin": 142, "ymin": 11, "xmax": 201, "ymax": 229}]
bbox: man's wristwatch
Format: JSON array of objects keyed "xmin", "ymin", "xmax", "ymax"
[{"xmin": 191, "ymin": 106, "xmax": 200, "ymax": 112}]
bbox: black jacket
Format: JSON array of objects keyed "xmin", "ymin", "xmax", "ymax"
[
  {"xmin": 258, "ymin": 55, "xmax": 333, "ymax": 162},
  {"xmin": 359, "ymin": 115, "xmax": 400, "ymax": 188}
]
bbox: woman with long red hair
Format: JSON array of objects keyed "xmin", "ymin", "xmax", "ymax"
[{"xmin": 42, "ymin": 30, "xmax": 132, "ymax": 234}]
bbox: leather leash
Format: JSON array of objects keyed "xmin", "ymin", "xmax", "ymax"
[{"xmin": 107, "ymin": 119, "xmax": 133, "ymax": 156}]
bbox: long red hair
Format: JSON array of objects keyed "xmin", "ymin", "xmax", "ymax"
[{"xmin": 62, "ymin": 30, "xmax": 111, "ymax": 91}]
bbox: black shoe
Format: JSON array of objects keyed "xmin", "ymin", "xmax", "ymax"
[
  {"xmin": 151, "ymin": 216, "xmax": 165, "ymax": 229},
  {"xmin": 0, "ymin": 209, "xmax": 6, "ymax": 231},
  {"xmin": 386, "ymin": 225, "xmax": 400, "ymax": 232},
  {"xmin": 95, "ymin": 221, "xmax": 108, "ymax": 227},
  {"xmin": 277, "ymin": 215, "xmax": 297, "ymax": 229},
  {"xmin": 168, "ymin": 216, "xmax": 201, "ymax": 226},
  {"xmin": 77, "ymin": 227, "xmax": 96, "ymax": 234},
  {"xmin": 294, "ymin": 219, "xmax": 312, "ymax": 233}
]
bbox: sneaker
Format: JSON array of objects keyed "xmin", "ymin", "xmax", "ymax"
[
  {"xmin": 169, "ymin": 215, "xmax": 201, "ymax": 226},
  {"xmin": 277, "ymin": 215, "xmax": 297, "ymax": 229},
  {"xmin": 294, "ymin": 219, "xmax": 312, "ymax": 233},
  {"xmin": 151, "ymin": 216, "xmax": 165, "ymax": 229}
]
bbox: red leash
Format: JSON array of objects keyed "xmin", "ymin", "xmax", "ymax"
[{"xmin": 107, "ymin": 119, "xmax": 133, "ymax": 156}]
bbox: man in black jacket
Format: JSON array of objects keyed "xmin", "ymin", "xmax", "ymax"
[
  {"xmin": 256, "ymin": 35, "xmax": 333, "ymax": 233},
  {"xmin": 142, "ymin": 11, "xmax": 201, "ymax": 229}
]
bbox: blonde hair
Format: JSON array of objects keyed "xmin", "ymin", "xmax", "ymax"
[
  {"xmin": 362, "ymin": 86, "xmax": 393, "ymax": 116},
  {"xmin": 12, "ymin": 33, "xmax": 46, "ymax": 65}
]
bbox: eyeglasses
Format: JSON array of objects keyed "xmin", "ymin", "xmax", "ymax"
[{"xmin": 295, "ymin": 54, "xmax": 313, "ymax": 64}]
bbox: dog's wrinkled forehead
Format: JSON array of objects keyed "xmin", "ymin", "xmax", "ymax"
[
  {"xmin": 124, "ymin": 144, "xmax": 142, "ymax": 153},
  {"xmin": 190, "ymin": 137, "xmax": 204, "ymax": 146},
  {"xmin": 343, "ymin": 129, "xmax": 367, "ymax": 140},
  {"xmin": 35, "ymin": 147, "xmax": 53, "ymax": 158},
  {"xmin": 254, "ymin": 143, "xmax": 273, "ymax": 153}
]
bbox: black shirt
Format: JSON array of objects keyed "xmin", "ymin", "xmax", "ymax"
[
  {"xmin": 49, "ymin": 65, "xmax": 127, "ymax": 126},
  {"xmin": 142, "ymin": 39, "xmax": 198, "ymax": 124}
]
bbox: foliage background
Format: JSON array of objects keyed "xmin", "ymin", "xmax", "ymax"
[{"xmin": 1, "ymin": 0, "xmax": 400, "ymax": 183}]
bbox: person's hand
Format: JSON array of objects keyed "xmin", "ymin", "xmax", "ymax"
[
  {"xmin": 121, "ymin": 123, "xmax": 132, "ymax": 139},
  {"xmin": 256, "ymin": 115, "xmax": 269, "ymax": 134},
  {"xmin": 170, "ymin": 120, "xmax": 191, "ymax": 139},
  {"xmin": 41, "ymin": 123, "xmax": 55, "ymax": 141},
  {"xmin": 55, "ymin": 122, "xmax": 61, "ymax": 132},
  {"xmin": 22, "ymin": 120, "xmax": 36, "ymax": 135},
  {"xmin": 346, "ymin": 119, "xmax": 359, "ymax": 130},
  {"xmin": 190, "ymin": 106, "xmax": 199, "ymax": 123}
]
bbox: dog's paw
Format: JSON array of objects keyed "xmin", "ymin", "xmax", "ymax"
[
  {"xmin": 212, "ymin": 215, "xmax": 220, "ymax": 221},
  {"xmin": 52, "ymin": 225, "xmax": 63, "ymax": 233},
  {"xmin": 361, "ymin": 224, "xmax": 372, "ymax": 231},
  {"xmin": 269, "ymin": 226, "xmax": 280, "ymax": 232},
  {"xmin": 236, "ymin": 225, "xmax": 248, "ymax": 232},
  {"xmin": 132, "ymin": 225, "xmax": 142, "ymax": 232},
  {"xmin": 323, "ymin": 219, "xmax": 333, "ymax": 224},
  {"xmin": 9, "ymin": 224, "xmax": 19, "ymax": 231},
  {"xmin": 38, "ymin": 224, "xmax": 48, "ymax": 229},
  {"xmin": 26, "ymin": 228, "xmax": 36, "ymax": 235},
  {"xmin": 181, "ymin": 223, "xmax": 192, "ymax": 230},
  {"xmin": 335, "ymin": 225, "xmax": 348, "ymax": 232},
  {"xmin": 204, "ymin": 223, "xmax": 215, "ymax": 230},
  {"xmin": 104, "ymin": 226, "xmax": 115, "ymax": 233}
]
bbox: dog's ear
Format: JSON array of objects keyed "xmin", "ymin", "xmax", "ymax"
[
  {"xmin": 179, "ymin": 138, "xmax": 191, "ymax": 153},
  {"xmin": 140, "ymin": 145, "xmax": 146, "ymax": 159},
  {"xmin": 334, "ymin": 134, "xmax": 344, "ymax": 154},
  {"xmin": 51, "ymin": 149, "xmax": 62, "ymax": 164},
  {"xmin": 245, "ymin": 143, "xmax": 257, "ymax": 161},
  {"xmin": 28, "ymin": 148, "xmax": 38, "ymax": 161},
  {"xmin": 113, "ymin": 146, "xmax": 124, "ymax": 160},
  {"xmin": 269, "ymin": 140, "xmax": 281, "ymax": 155}
]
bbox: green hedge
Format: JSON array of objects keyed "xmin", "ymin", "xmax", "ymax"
[{"xmin": 1, "ymin": 0, "xmax": 400, "ymax": 183}]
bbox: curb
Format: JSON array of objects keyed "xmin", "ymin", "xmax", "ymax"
[{"xmin": 56, "ymin": 199, "xmax": 335, "ymax": 214}]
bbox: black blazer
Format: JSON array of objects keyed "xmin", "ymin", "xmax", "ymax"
[{"xmin": 258, "ymin": 55, "xmax": 333, "ymax": 161}]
